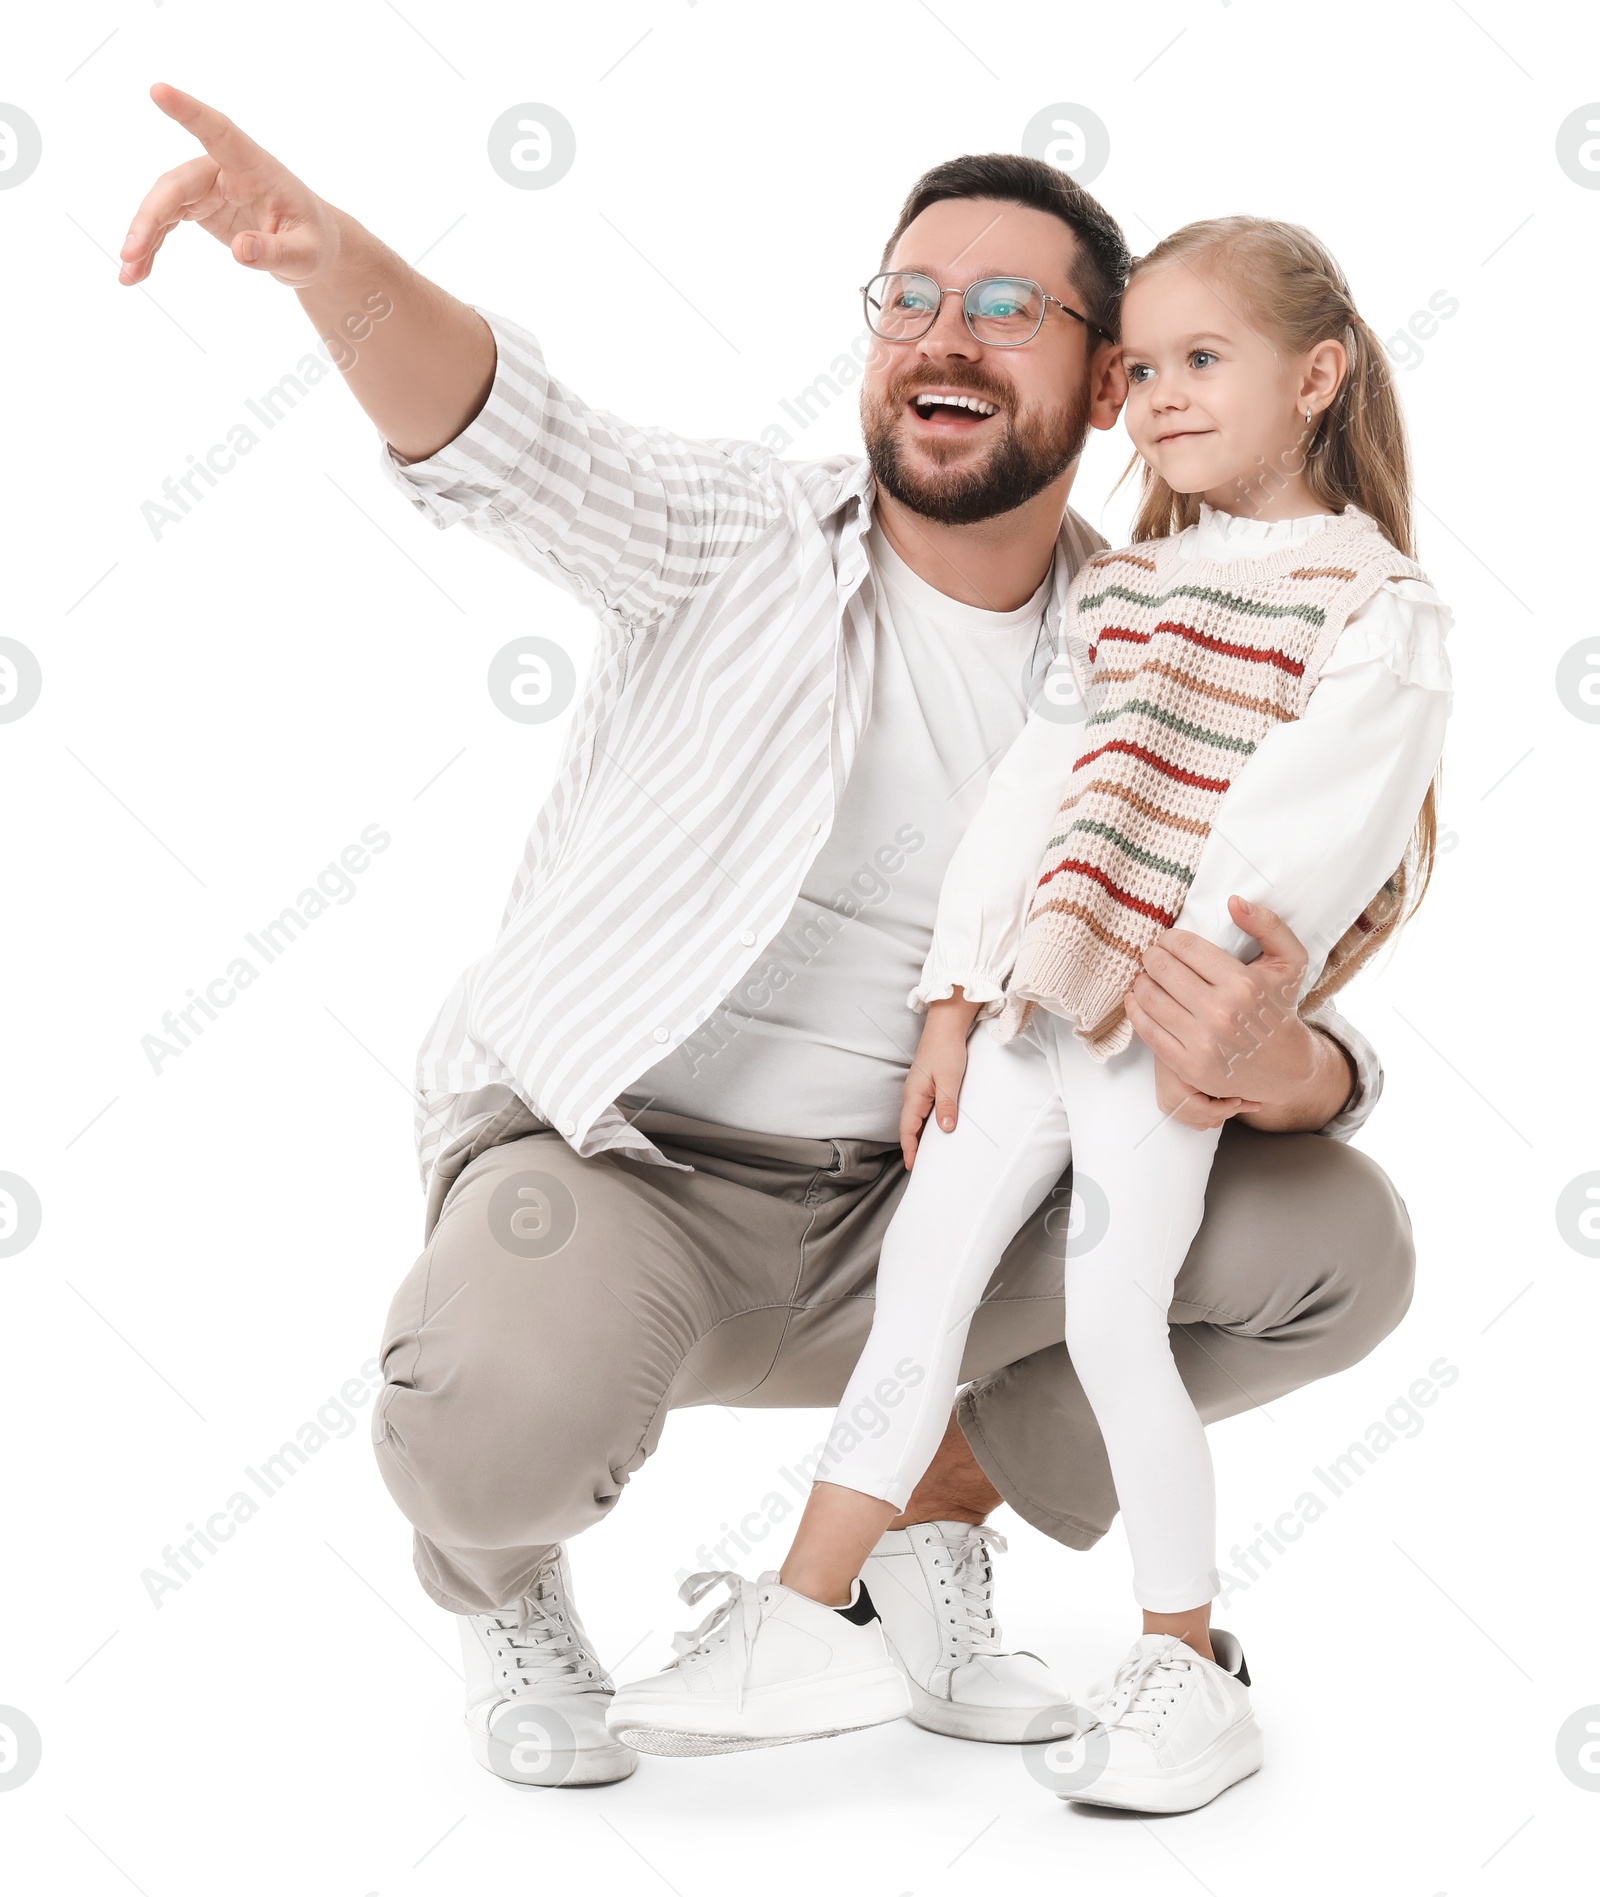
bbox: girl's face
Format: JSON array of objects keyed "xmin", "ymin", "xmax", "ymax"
[{"xmin": 1118, "ymin": 260, "xmax": 1344, "ymax": 513}]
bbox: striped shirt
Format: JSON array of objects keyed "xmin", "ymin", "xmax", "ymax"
[{"xmin": 382, "ymin": 309, "xmax": 1384, "ymax": 1201}]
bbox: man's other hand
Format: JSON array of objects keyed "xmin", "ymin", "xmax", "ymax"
[{"xmin": 1126, "ymin": 895, "xmax": 1357, "ymax": 1134}]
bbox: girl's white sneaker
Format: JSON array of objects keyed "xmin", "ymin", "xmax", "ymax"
[
  {"xmin": 1059, "ymin": 1629, "xmax": 1262, "ymax": 1814},
  {"xmin": 604, "ymin": 1569, "xmax": 913, "ymax": 1756}
]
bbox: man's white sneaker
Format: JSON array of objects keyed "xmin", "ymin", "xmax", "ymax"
[
  {"xmin": 605, "ymin": 1569, "xmax": 913, "ymax": 1757},
  {"xmin": 862, "ymin": 1522, "xmax": 1083, "ymax": 1743},
  {"xmin": 460, "ymin": 1547, "xmax": 637, "ymax": 1787},
  {"xmin": 1059, "ymin": 1629, "xmax": 1261, "ymax": 1814}
]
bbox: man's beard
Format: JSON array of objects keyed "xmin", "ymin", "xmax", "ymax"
[{"xmin": 861, "ymin": 375, "xmax": 1093, "ymax": 526}]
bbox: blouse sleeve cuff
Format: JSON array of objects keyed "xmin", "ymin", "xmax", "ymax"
[{"xmin": 908, "ymin": 968, "xmax": 1011, "ymax": 1019}]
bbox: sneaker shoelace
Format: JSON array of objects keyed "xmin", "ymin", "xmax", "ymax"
[
  {"xmin": 482, "ymin": 1560, "xmax": 603, "ymax": 1697},
  {"xmin": 931, "ymin": 1524, "xmax": 1011, "ymax": 1661},
  {"xmin": 668, "ymin": 1569, "xmax": 768, "ymax": 1712},
  {"xmin": 1089, "ymin": 1637, "xmax": 1231, "ymax": 1741}
]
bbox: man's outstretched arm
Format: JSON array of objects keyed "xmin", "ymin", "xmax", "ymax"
[
  {"xmin": 119, "ymin": 84, "xmax": 494, "ymax": 462},
  {"xmin": 120, "ymin": 83, "xmax": 780, "ymax": 624}
]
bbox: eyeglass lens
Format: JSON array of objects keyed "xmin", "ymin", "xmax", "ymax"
[{"xmin": 865, "ymin": 273, "xmax": 1045, "ymax": 345}]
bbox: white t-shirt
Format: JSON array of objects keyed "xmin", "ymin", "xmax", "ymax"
[{"xmin": 619, "ymin": 522, "xmax": 1055, "ymax": 1138}]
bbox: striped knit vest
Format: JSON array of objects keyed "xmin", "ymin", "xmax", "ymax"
[{"xmin": 995, "ymin": 508, "xmax": 1427, "ymax": 1059}]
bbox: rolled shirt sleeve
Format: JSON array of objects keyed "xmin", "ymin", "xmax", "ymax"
[
  {"xmin": 1301, "ymin": 996, "xmax": 1384, "ymax": 1140},
  {"xmin": 378, "ymin": 307, "xmax": 780, "ymax": 631}
]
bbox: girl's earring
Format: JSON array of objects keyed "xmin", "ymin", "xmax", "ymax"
[{"xmin": 1304, "ymin": 406, "xmax": 1313, "ymax": 425}]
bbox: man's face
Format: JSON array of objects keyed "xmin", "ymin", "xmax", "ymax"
[{"xmin": 861, "ymin": 196, "xmax": 1102, "ymax": 526}]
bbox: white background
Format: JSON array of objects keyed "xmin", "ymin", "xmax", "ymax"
[{"xmin": 2, "ymin": 2, "xmax": 1595, "ymax": 1892}]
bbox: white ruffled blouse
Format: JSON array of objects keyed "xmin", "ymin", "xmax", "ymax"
[{"xmin": 911, "ymin": 503, "xmax": 1455, "ymax": 1018}]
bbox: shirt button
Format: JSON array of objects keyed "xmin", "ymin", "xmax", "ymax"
[
  {"xmin": 561, "ymin": 1119, "xmax": 576, "ymax": 1136},
  {"xmin": 811, "ymin": 819, "xmax": 823, "ymax": 833},
  {"xmin": 653, "ymin": 1026, "xmax": 670, "ymax": 1043},
  {"xmin": 739, "ymin": 930, "xmax": 756, "ymax": 947}
]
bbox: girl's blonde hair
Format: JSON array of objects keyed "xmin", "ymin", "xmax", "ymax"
[{"xmin": 1119, "ymin": 216, "xmax": 1438, "ymax": 1009}]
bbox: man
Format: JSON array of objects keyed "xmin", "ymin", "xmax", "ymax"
[{"xmin": 121, "ymin": 85, "xmax": 1413, "ymax": 1802}]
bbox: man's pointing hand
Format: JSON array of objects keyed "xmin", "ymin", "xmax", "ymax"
[{"xmin": 119, "ymin": 83, "xmax": 339, "ymax": 288}]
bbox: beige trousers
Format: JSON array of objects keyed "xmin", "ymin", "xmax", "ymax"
[{"xmin": 372, "ymin": 1105, "xmax": 1414, "ymax": 1614}]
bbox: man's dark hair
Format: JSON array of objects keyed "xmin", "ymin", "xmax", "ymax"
[{"xmin": 878, "ymin": 153, "xmax": 1131, "ymax": 340}]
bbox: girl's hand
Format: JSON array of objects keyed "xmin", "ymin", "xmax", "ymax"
[
  {"xmin": 1153, "ymin": 1055, "xmax": 1262, "ymax": 1131},
  {"xmin": 899, "ymin": 995, "xmax": 979, "ymax": 1168}
]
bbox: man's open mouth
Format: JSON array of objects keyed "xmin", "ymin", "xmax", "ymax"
[{"xmin": 907, "ymin": 390, "xmax": 1002, "ymax": 430}]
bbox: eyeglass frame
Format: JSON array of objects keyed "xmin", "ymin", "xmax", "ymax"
[{"xmin": 859, "ymin": 270, "xmax": 1112, "ymax": 349}]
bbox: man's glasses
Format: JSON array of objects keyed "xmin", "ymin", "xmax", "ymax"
[{"xmin": 861, "ymin": 271, "xmax": 1107, "ymax": 348}]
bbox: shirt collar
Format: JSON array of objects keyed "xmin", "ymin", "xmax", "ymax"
[{"xmin": 827, "ymin": 455, "xmax": 1087, "ymax": 630}]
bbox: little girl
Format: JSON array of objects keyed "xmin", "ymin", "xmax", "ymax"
[{"xmin": 606, "ymin": 217, "xmax": 1452, "ymax": 1805}]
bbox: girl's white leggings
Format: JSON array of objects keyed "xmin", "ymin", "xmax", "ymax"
[{"xmin": 824, "ymin": 1007, "xmax": 1222, "ymax": 1613}]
